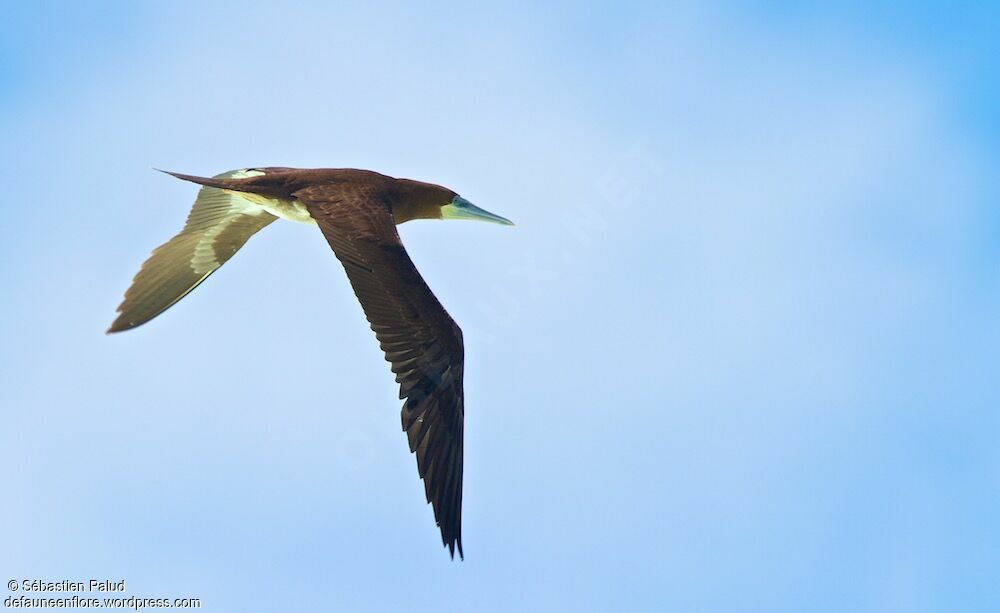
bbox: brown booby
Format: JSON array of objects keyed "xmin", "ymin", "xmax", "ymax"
[{"xmin": 108, "ymin": 168, "xmax": 514, "ymax": 559}]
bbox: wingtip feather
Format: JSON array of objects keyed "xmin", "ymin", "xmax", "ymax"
[{"xmin": 106, "ymin": 316, "xmax": 134, "ymax": 334}]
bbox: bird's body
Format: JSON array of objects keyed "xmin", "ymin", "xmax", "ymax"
[
  {"xmin": 108, "ymin": 167, "xmax": 513, "ymax": 559},
  {"xmin": 226, "ymin": 170, "xmax": 317, "ymax": 225}
]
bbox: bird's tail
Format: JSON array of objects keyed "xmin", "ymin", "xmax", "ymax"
[{"xmin": 155, "ymin": 169, "xmax": 235, "ymax": 190}]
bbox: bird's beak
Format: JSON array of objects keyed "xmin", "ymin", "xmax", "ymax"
[{"xmin": 441, "ymin": 196, "xmax": 514, "ymax": 226}]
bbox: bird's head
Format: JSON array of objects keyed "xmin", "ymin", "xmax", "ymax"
[{"xmin": 392, "ymin": 179, "xmax": 514, "ymax": 226}]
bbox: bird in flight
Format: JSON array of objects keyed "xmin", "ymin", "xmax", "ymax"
[{"xmin": 108, "ymin": 168, "xmax": 514, "ymax": 559}]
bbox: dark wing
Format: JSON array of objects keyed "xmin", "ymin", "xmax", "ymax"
[
  {"xmin": 108, "ymin": 171, "xmax": 278, "ymax": 332},
  {"xmin": 298, "ymin": 185, "xmax": 466, "ymax": 559}
]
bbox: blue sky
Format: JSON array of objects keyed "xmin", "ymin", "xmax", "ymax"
[{"xmin": 1, "ymin": 2, "xmax": 997, "ymax": 611}]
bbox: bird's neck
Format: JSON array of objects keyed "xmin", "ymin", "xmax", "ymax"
[{"xmin": 391, "ymin": 179, "xmax": 453, "ymax": 224}]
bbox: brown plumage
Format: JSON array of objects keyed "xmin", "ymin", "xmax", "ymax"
[{"xmin": 108, "ymin": 168, "xmax": 514, "ymax": 559}]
